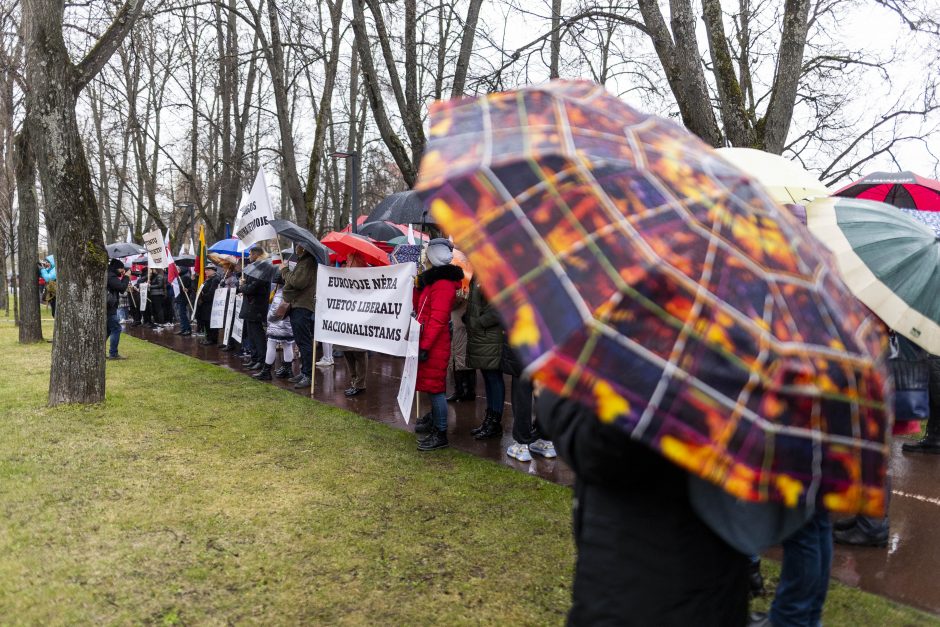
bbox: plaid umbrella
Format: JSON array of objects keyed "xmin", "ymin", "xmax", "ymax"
[
  {"xmin": 835, "ymin": 171, "xmax": 940, "ymax": 211},
  {"xmin": 416, "ymin": 81, "xmax": 892, "ymax": 516}
]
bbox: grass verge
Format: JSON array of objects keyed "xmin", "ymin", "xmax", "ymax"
[{"xmin": 0, "ymin": 321, "xmax": 934, "ymax": 625}]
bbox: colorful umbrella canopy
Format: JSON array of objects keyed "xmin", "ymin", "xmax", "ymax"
[
  {"xmin": 834, "ymin": 171, "xmax": 940, "ymax": 211},
  {"xmin": 900, "ymin": 208, "xmax": 940, "ymax": 237},
  {"xmin": 207, "ymin": 238, "xmax": 246, "ymax": 256},
  {"xmin": 715, "ymin": 148, "xmax": 830, "ymax": 205},
  {"xmin": 416, "ymin": 81, "xmax": 892, "ymax": 516},
  {"xmin": 807, "ymin": 197, "xmax": 940, "ymax": 354},
  {"xmin": 322, "ymin": 232, "xmax": 390, "ymax": 267},
  {"xmin": 390, "ymin": 244, "xmax": 422, "ymax": 268}
]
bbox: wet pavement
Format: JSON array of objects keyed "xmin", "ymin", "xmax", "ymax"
[{"xmin": 127, "ymin": 323, "xmax": 940, "ymax": 616}]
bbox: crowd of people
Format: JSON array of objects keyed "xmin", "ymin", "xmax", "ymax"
[{"xmin": 97, "ymin": 234, "xmax": 936, "ymax": 627}]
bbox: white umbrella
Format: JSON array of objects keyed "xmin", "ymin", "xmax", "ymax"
[{"xmin": 716, "ymin": 147, "xmax": 830, "ymax": 205}]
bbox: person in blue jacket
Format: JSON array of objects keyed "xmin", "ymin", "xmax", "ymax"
[{"xmin": 39, "ymin": 255, "xmax": 57, "ymax": 317}]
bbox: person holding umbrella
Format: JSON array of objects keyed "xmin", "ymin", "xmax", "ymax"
[
  {"xmin": 416, "ymin": 82, "xmax": 893, "ymax": 625},
  {"xmin": 280, "ymin": 244, "xmax": 318, "ymax": 388},
  {"xmin": 106, "ymin": 259, "xmax": 130, "ymax": 360}
]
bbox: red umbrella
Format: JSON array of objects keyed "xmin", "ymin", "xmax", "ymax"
[
  {"xmin": 834, "ymin": 171, "xmax": 940, "ymax": 211},
  {"xmin": 321, "ymin": 232, "xmax": 390, "ymax": 266}
]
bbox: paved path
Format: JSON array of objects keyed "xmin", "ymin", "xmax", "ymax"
[{"xmin": 127, "ymin": 324, "xmax": 940, "ymax": 616}]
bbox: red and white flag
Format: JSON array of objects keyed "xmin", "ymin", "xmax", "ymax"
[{"xmin": 164, "ymin": 232, "xmax": 181, "ymax": 296}]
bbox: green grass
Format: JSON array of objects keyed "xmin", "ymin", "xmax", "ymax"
[{"xmin": 0, "ymin": 320, "xmax": 934, "ymax": 625}]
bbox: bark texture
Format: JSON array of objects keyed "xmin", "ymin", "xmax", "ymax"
[{"xmin": 14, "ymin": 130, "xmax": 42, "ymax": 344}]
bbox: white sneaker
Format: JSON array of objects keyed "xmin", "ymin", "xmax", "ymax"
[
  {"xmin": 506, "ymin": 441, "xmax": 532, "ymax": 462},
  {"xmin": 528, "ymin": 439, "xmax": 557, "ymax": 458},
  {"xmin": 316, "ymin": 358, "xmax": 334, "ymax": 367}
]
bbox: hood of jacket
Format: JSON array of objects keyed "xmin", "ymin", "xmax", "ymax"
[{"xmin": 417, "ymin": 264, "xmax": 463, "ymax": 289}]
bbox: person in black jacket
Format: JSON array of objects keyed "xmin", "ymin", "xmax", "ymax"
[
  {"xmin": 237, "ymin": 271, "xmax": 271, "ymax": 370},
  {"xmin": 149, "ymin": 269, "xmax": 167, "ymax": 326},
  {"xmin": 536, "ymin": 390, "xmax": 749, "ymax": 626},
  {"xmin": 174, "ymin": 268, "xmax": 195, "ymax": 336},
  {"xmin": 106, "ymin": 259, "xmax": 130, "ymax": 360},
  {"xmin": 197, "ymin": 265, "xmax": 221, "ymax": 345}
]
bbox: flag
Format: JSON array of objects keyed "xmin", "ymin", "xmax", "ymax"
[
  {"xmin": 234, "ymin": 168, "xmax": 277, "ymax": 249},
  {"xmin": 178, "ymin": 243, "xmax": 186, "ymax": 257},
  {"xmin": 188, "ymin": 239, "xmax": 195, "ymax": 256},
  {"xmin": 407, "ymin": 224, "xmax": 415, "ymax": 245},
  {"xmin": 196, "ymin": 224, "xmax": 206, "ymax": 289},
  {"xmin": 164, "ymin": 232, "xmax": 180, "ymax": 297}
]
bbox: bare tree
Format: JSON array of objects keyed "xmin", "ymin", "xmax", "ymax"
[{"xmin": 21, "ymin": 0, "xmax": 143, "ymax": 404}]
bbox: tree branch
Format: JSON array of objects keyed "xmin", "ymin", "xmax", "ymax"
[{"xmin": 74, "ymin": 0, "xmax": 145, "ymax": 93}]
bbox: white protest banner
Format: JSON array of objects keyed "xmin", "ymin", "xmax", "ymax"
[
  {"xmin": 210, "ymin": 287, "xmax": 230, "ymax": 329},
  {"xmin": 314, "ymin": 263, "xmax": 416, "ymax": 357},
  {"xmin": 143, "ymin": 228, "xmax": 167, "ymax": 268},
  {"xmin": 222, "ymin": 289, "xmax": 238, "ymax": 344},
  {"xmin": 234, "ymin": 168, "xmax": 277, "ymax": 250},
  {"xmin": 231, "ymin": 295, "xmax": 244, "ymax": 343},
  {"xmin": 396, "ymin": 318, "xmax": 421, "ymax": 423},
  {"xmin": 138, "ymin": 282, "xmax": 149, "ymax": 311}
]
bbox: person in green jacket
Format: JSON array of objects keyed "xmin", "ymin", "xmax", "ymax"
[
  {"xmin": 280, "ymin": 245, "xmax": 318, "ymax": 389},
  {"xmin": 465, "ymin": 278, "xmax": 505, "ymax": 440}
]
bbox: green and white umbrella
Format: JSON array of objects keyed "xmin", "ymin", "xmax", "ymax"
[{"xmin": 807, "ymin": 197, "xmax": 940, "ymax": 353}]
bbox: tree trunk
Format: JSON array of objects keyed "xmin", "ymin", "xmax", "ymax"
[
  {"xmin": 304, "ymin": 0, "xmax": 344, "ymax": 228},
  {"xmin": 761, "ymin": 0, "xmax": 811, "ymax": 153},
  {"xmin": 14, "ymin": 130, "xmax": 43, "ymax": 343},
  {"xmin": 23, "ymin": 0, "xmax": 141, "ymax": 404},
  {"xmin": 549, "ymin": 0, "xmax": 561, "ymax": 79},
  {"xmin": 451, "ymin": 0, "xmax": 482, "ymax": 98}
]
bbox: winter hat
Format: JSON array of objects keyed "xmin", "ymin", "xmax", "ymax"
[{"xmin": 426, "ymin": 238, "xmax": 454, "ymax": 267}]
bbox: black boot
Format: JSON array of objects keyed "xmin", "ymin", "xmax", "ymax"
[
  {"xmin": 247, "ymin": 361, "xmax": 264, "ymax": 371},
  {"xmin": 414, "ymin": 412, "xmax": 434, "ymax": 434},
  {"xmin": 459, "ymin": 370, "xmax": 477, "ymax": 401},
  {"xmin": 253, "ymin": 364, "xmax": 273, "ymax": 380},
  {"xmin": 901, "ymin": 415, "xmax": 940, "ymax": 454},
  {"xmin": 748, "ymin": 558, "xmax": 764, "ymax": 598},
  {"xmin": 470, "ymin": 408, "xmax": 492, "ymax": 436},
  {"xmin": 446, "ymin": 372, "xmax": 464, "ymax": 402},
  {"xmin": 473, "ymin": 409, "xmax": 503, "ymax": 440},
  {"xmin": 417, "ymin": 426, "xmax": 448, "ymax": 451},
  {"xmin": 274, "ymin": 361, "xmax": 293, "ymax": 379}
]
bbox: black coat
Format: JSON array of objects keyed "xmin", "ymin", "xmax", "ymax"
[
  {"xmin": 237, "ymin": 276, "xmax": 270, "ymax": 322},
  {"xmin": 106, "ymin": 269, "xmax": 129, "ymax": 316},
  {"xmin": 197, "ymin": 275, "xmax": 221, "ymax": 322},
  {"xmin": 176, "ymin": 274, "xmax": 194, "ymax": 304},
  {"xmin": 536, "ymin": 391, "xmax": 749, "ymax": 627},
  {"xmin": 149, "ymin": 271, "xmax": 166, "ymax": 297}
]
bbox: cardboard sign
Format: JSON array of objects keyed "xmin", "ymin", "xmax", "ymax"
[{"xmin": 396, "ymin": 318, "xmax": 421, "ymax": 423}]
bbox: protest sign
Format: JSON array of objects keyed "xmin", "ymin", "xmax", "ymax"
[
  {"xmin": 234, "ymin": 168, "xmax": 277, "ymax": 250},
  {"xmin": 143, "ymin": 228, "xmax": 167, "ymax": 268},
  {"xmin": 314, "ymin": 263, "xmax": 415, "ymax": 357},
  {"xmin": 231, "ymin": 295, "xmax": 244, "ymax": 343},
  {"xmin": 138, "ymin": 282, "xmax": 149, "ymax": 311},
  {"xmin": 210, "ymin": 287, "xmax": 230, "ymax": 329},
  {"xmin": 396, "ymin": 318, "xmax": 421, "ymax": 423}
]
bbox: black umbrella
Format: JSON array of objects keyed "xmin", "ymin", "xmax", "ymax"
[
  {"xmin": 269, "ymin": 219, "xmax": 330, "ymax": 264},
  {"xmin": 174, "ymin": 253, "xmax": 196, "ymax": 267},
  {"xmin": 243, "ymin": 259, "xmax": 279, "ymax": 282},
  {"xmin": 106, "ymin": 242, "xmax": 145, "ymax": 258},
  {"xmin": 357, "ymin": 221, "xmax": 403, "ymax": 241},
  {"xmin": 366, "ymin": 191, "xmax": 433, "ymax": 225}
]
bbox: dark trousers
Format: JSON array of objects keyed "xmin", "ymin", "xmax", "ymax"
[
  {"xmin": 107, "ymin": 313, "xmax": 122, "ymax": 356},
  {"xmin": 771, "ymin": 510, "xmax": 832, "ymax": 627},
  {"xmin": 176, "ymin": 299, "xmax": 191, "ymax": 333},
  {"xmin": 290, "ymin": 307, "xmax": 313, "ymax": 377},
  {"xmin": 510, "ymin": 376, "xmax": 544, "ymax": 444},
  {"xmin": 246, "ymin": 320, "xmax": 265, "ymax": 361},
  {"xmin": 480, "ymin": 369, "xmax": 505, "ymax": 415},
  {"xmin": 150, "ymin": 296, "xmax": 166, "ymax": 324}
]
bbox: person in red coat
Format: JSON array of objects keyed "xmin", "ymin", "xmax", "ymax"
[{"xmin": 413, "ymin": 238, "xmax": 464, "ymax": 451}]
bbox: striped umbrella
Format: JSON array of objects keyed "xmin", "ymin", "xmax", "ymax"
[
  {"xmin": 807, "ymin": 197, "xmax": 940, "ymax": 354},
  {"xmin": 834, "ymin": 171, "xmax": 940, "ymax": 211}
]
